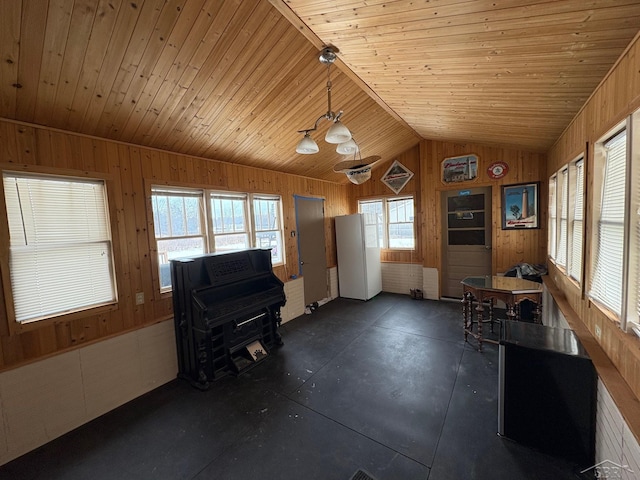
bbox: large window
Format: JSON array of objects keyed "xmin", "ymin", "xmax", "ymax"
[
  {"xmin": 151, "ymin": 188, "xmax": 206, "ymax": 290},
  {"xmin": 358, "ymin": 196, "xmax": 415, "ymax": 249},
  {"xmin": 387, "ymin": 197, "xmax": 415, "ymax": 248},
  {"xmin": 210, "ymin": 193, "xmax": 250, "ymax": 252},
  {"xmin": 556, "ymin": 168, "xmax": 569, "ymax": 268},
  {"xmin": 253, "ymin": 195, "xmax": 283, "ymax": 264},
  {"xmin": 548, "ymin": 175, "xmax": 557, "ymax": 261},
  {"xmin": 549, "ymin": 156, "xmax": 584, "ymax": 285},
  {"xmin": 568, "ymin": 159, "xmax": 584, "ymax": 283},
  {"xmin": 3, "ymin": 172, "xmax": 117, "ymax": 324},
  {"xmin": 590, "ymin": 129, "xmax": 627, "ymax": 318},
  {"xmin": 151, "ymin": 187, "xmax": 284, "ymax": 292},
  {"xmin": 359, "ymin": 199, "xmax": 385, "ymax": 247}
]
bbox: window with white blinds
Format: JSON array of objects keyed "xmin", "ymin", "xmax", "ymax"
[
  {"xmin": 548, "ymin": 175, "xmax": 557, "ymax": 261},
  {"xmin": 556, "ymin": 168, "xmax": 568, "ymax": 267},
  {"xmin": 589, "ymin": 130, "xmax": 627, "ymax": 317},
  {"xmin": 3, "ymin": 173, "xmax": 116, "ymax": 324},
  {"xmin": 569, "ymin": 160, "xmax": 584, "ymax": 282},
  {"xmin": 634, "ymin": 166, "xmax": 640, "ymax": 331},
  {"xmin": 630, "ymin": 111, "xmax": 640, "ymax": 333}
]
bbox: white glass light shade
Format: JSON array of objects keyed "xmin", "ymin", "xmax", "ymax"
[
  {"xmin": 325, "ymin": 121, "xmax": 352, "ymax": 144},
  {"xmin": 336, "ymin": 138, "xmax": 359, "ymax": 155},
  {"xmin": 296, "ymin": 134, "xmax": 319, "ymax": 154}
]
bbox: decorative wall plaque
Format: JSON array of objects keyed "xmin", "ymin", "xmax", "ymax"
[
  {"xmin": 442, "ymin": 154, "xmax": 478, "ymax": 183},
  {"xmin": 381, "ymin": 160, "xmax": 414, "ymax": 194},
  {"xmin": 487, "ymin": 161, "xmax": 509, "ymax": 180}
]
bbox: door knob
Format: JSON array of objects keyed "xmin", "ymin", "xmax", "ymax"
[{"xmin": 485, "ymin": 245, "xmax": 492, "ymax": 250}]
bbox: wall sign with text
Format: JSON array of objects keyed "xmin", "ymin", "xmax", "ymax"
[
  {"xmin": 487, "ymin": 161, "xmax": 509, "ymax": 180},
  {"xmin": 442, "ymin": 154, "xmax": 478, "ymax": 183}
]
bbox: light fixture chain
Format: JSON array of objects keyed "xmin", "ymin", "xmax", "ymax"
[{"xmin": 327, "ymin": 62, "xmax": 334, "ymax": 120}]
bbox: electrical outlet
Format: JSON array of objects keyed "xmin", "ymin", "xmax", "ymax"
[
  {"xmin": 135, "ymin": 292, "xmax": 144, "ymax": 305},
  {"xmin": 595, "ymin": 325, "xmax": 602, "ymax": 340}
]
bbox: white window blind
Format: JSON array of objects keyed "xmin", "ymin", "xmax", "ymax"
[
  {"xmin": 557, "ymin": 169, "xmax": 568, "ymax": 267},
  {"xmin": 635, "ymin": 189, "xmax": 640, "ymax": 329},
  {"xmin": 3, "ymin": 173, "xmax": 116, "ymax": 323},
  {"xmin": 548, "ymin": 176, "xmax": 557, "ymax": 261},
  {"xmin": 589, "ymin": 130, "xmax": 627, "ymax": 317},
  {"xmin": 569, "ymin": 160, "xmax": 584, "ymax": 282}
]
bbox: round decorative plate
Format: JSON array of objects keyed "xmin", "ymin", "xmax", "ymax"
[{"xmin": 487, "ymin": 161, "xmax": 509, "ymax": 179}]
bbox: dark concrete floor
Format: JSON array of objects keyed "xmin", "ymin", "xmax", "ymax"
[{"xmin": 1, "ymin": 293, "xmax": 592, "ymax": 480}]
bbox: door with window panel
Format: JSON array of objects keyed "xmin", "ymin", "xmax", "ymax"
[{"xmin": 441, "ymin": 187, "xmax": 492, "ymax": 298}]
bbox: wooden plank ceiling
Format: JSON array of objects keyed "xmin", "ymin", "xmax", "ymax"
[{"xmin": 1, "ymin": 1, "xmax": 639, "ymax": 183}]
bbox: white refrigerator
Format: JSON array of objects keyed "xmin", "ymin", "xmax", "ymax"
[{"xmin": 335, "ymin": 213, "xmax": 382, "ymax": 300}]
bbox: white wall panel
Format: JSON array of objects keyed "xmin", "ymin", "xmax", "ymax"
[
  {"xmin": 596, "ymin": 379, "xmax": 640, "ymax": 478},
  {"xmin": 0, "ymin": 350, "xmax": 86, "ymax": 463},
  {"xmin": 329, "ymin": 266, "xmax": 339, "ymax": 300},
  {"xmin": 381, "ymin": 262, "xmax": 423, "ymax": 295},
  {"xmin": 281, "ymin": 276, "xmax": 305, "ymax": 323},
  {"xmin": 137, "ymin": 320, "xmax": 178, "ymax": 391},
  {"xmin": 622, "ymin": 424, "xmax": 640, "ymax": 479},
  {"xmin": 0, "ymin": 320, "xmax": 177, "ymax": 466},
  {"xmin": 80, "ymin": 333, "xmax": 145, "ymax": 419},
  {"xmin": 422, "ymin": 267, "xmax": 439, "ymax": 300}
]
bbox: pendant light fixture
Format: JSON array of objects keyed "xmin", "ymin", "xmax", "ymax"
[{"xmin": 296, "ymin": 46, "xmax": 354, "ymax": 155}]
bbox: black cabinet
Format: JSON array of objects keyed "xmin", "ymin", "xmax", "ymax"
[{"xmin": 498, "ymin": 320, "xmax": 596, "ymax": 467}]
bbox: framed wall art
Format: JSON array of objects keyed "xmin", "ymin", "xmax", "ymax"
[
  {"xmin": 501, "ymin": 182, "xmax": 540, "ymax": 229},
  {"xmin": 442, "ymin": 154, "xmax": 478, "ymax": 183},
  {"xmin": 381, "ymin": 160, "xmax": 414, "ymax": 194}
]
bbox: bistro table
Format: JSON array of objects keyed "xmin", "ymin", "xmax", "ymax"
[{"xmin": 461, "ymin": 275, "xmax": 543, "ymax": 352}]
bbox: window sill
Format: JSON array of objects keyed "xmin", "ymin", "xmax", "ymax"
[{"xmin": 9, "ymin": 302, "xmax": 119, "ymax": 335}]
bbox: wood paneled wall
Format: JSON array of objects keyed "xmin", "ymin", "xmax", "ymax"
[
  {"xmin": 547, "ymin": 33, "xmax": 640, "ymax": 404},
  {"xmin": 351, "ymin": 140, "xmax": 547, "ymax": 284},
  {"xmin": 348, "ymin": 146, "xmax": 422, "ymax": 264},
  {"xmin": 0, "ymin": 119, "xmax": 349, "ymax": 370},
  {"xmin": 420, "ymin": 140, "xmax": 547, "ymax": 279}
]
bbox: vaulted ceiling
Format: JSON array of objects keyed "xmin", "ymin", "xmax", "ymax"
[{"xmin": 1, "ymin": 0, "xmax": 639, "ymax": 183}]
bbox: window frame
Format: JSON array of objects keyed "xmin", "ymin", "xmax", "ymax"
[
  {"xmin": 252, "ymin": 194, "xmax": 284, "ymax": 265},
  {"xmin": 151, "ymin": 186, "xmax": 207, "ymax": 292},
  {"xmin": 357, "ymin": 195, "xmax": 416, "ymax": 250},
  {"xmin": 1, "ymin": 170, "xmax": 118, "ymax": 329},
  {"xmin": 588, "ymin": 122, "xmax": 630, "ymax": 327},
  {"xmin": 208, "ymin": 192, "xmax": 251, "ymax": 254},
  {"xmin": 150, "ymin": 185, "xmax": 285, "ymax": 294},
  {"xmin": 358, "ymin": 199, "xmax": 386, "ymax": 248},
  {"xmin": 568, "ymin": 157, "xmax": 585, "ymax": 285},
  {"xmin": 548, "ymin": 174, "xmax": 558, "ymax": 262},
  {"xmin": 556, "ymin": 167, "xmax": 569, "ymax": 268}
]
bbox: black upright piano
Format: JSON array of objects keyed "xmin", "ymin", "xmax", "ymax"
[{"xmin": 171, "ymin": 249, "xmax": 286, "ymax": 389}]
